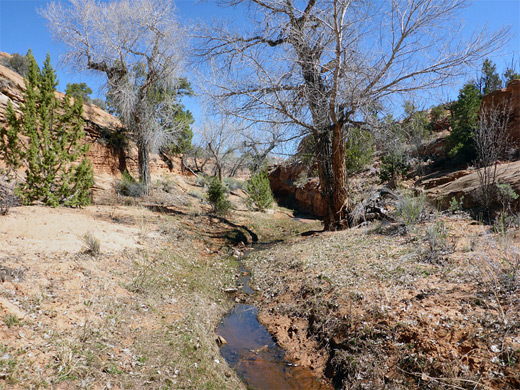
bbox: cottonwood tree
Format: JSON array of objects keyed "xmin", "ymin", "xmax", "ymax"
[
  {"xmin": 198, "ymin": 0, "xmax": 509, "ymax": 230},
  {"xmin": 42, "ymin": 0, "xmax": 185, "ymax": 193}
]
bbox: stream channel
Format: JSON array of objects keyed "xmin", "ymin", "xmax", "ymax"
[{"xmin": 216, "ymin": 259, "xmax": 331, "ymax": 389}]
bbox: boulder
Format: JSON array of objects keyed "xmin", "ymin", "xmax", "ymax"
[
  {"xmin": 417, "ymin": 134, "xmax": 449, "ymax": 161},
  {"xmin": 427, "ymin": 160, "xmax": 520, "ymax": 210},
  {"xmin": 417, "ymin": 168, "xmax": 472, "ymax": 190}
]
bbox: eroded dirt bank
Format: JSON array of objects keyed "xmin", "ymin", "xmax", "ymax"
[{"xmin": 245, "ymin": 214, "xmax": 520, "ymax": 389}]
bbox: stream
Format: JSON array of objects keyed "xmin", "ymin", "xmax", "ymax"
[{"xmin": 216, "ymin": 262, "xmax": 331, "ymax": 389}]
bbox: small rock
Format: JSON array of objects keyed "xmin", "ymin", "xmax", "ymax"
[
  {"xmin": 216, "ymin": 335, "xmax": 227, "ymax": 346},
  {"xmin": 250, "ymin": 345, "xmax": 268, "ymax": 354}
]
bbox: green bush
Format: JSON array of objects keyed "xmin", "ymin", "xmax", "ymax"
[
  {"xmin": 497, "ymin": 183, "xmax": 519, "ymax": 211},
  {"xmin": 1, "ymin": 52, "xmax": 30, "ymax": 77},
  {"xmin": 429, "ymin": 104, "xmax": 449, "ymax": 131},
  {"xmin": 396, "ymin": 193, "xmax": 427, "ymax": 226},
  {"xmin": 246, "ymin": 170, "xmax": 274, "ymax": 211},
  {"xmin": 345, "ymin": 128, "xmax": 374, "ymax": 173},
  {"xmin": 65, "ymin": 82, "xmax": 93, "ymax": 103},
  {"xmin": 402, "ymin": 101, "xmax": 431, "ymax": 143},
  {"xmin": 448, "ymin": 196, "xmax": 464, "ymax": 213},
  {"xmin": 379, "ymin": 153, "xmax": 409, "ymax": 187},
  {"xmin": 100, "ymin": 128, "xmax": 129, "ymax": 153},
  {"xmin": 91, "ymin": 98, "xmax": 107, "ymax": 111},
  {"xmin": 207, "ymin": 177, "xmax": 231, "ymax": 215},
  {"xmin": 116, "ymin": 171, "xmax": 146, "ymax": 197}
]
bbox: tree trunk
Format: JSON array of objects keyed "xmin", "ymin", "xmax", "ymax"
[
  {"xmin": 331, "ymin": 123, "xmax": 349, "ymax": 229},
  {"xmin": 217, "ymin": 162, "xmax": 223, "ymax": 182},
  {"xmin": 137, "ymin": 140, "xmax": 151, "ymax": 195},
  {"xmin": 315, "ymin": 124, "xmax": 350, "ymax": 231}
]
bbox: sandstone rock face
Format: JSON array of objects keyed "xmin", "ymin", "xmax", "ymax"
[
  {"xmin": 480, "ymin": 79, "xmax": 520, "ymax": 147},
  {"xmin": 417, "ymin": 168, "xmax": 472, "ymax": 190},
  {"xmin": 0, "ymin": 61, "xmax": 182, "ymax": 181},
  {"xmin": 426, "ymin": 160, "xmax": 520, "ymax": 210},
  {"xmin": 417, "ymin": 134, "xmax": 449, "ymax": 161},
  {"xmin": 269, "ymin": 163, "xmax": 327, "ymax": 217}
]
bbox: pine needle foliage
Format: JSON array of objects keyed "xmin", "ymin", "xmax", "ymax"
[
  {"xmin": 0, "ymin": 51, "xmax": 93, "ymax": 207},
  {"xmin": 207, "ymin": 177, "xmax": 231, "ymax": 215},
  {"xmin": 246, "ymin": 170, "xmax": 274, "ymax": 211}
]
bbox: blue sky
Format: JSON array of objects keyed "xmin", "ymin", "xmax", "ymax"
[{"xmin": 0, "ymin": 0, "xmax": 519, "ymax": 126}]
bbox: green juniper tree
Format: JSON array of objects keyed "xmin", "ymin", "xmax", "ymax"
[
  {"xmin": 0, "ymin": 51, "xmax": 93, "ymax": 207},
  {"xmin": 65, "ymin": 82, "xmax": 93, "ymax": 103},
  {"xmin": 447, "ymin": 82, "xmax": 482, "ymax": 159},
  {"xmin": 479, "ymin": 59, "xmax": 503, "ymax": 95},
  {"xmin": 207, "ymin": 176, "xmax": 231, "ymax": 215},
  {"xmin": 246, "ymin": 170, "xmax": 274, "ymax": 211}
]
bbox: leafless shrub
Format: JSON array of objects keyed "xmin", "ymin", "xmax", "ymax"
[
  {"xmin": 0, "ymin": 172, "xmax": 21, "ymax": 214},
  {"xmin": 421, "ymin": 219, "xmax": 453, "ymax": 264},
  {"xmin": 0, "ymin": 201, "xmax": 8, "ymax": 216},
  {"xmin": 474, "ymin": 101, "xmax": 514, "ymax": 212},
  {"xmin": 472, "ymin": 235, "xmax": 520, "ymax": 328}
]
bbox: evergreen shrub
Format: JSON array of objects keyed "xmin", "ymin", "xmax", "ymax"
[
  {"xmin": 0, "ymin": 51, "xmax": 93, "ymax": 207},
  {"xmin": 207, "ymin": 177, "xmax": 231, "ymax": 215},
  {"xmin": 246, "ymin": 170, "xmax": 274, "ymax": 211}
]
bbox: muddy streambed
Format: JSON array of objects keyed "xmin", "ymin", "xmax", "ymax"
[{"xmin": 216, "ymin": 262, "xmax": 330, "ymax": 389}]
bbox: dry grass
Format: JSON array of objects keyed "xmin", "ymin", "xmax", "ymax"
[
  {"xmin": 0, "ymin": 177, "xmax": 254, "ymax": 389},
  {"xmin": 244, "ymin": 209, "xmax": 520, "ymax": 389}
]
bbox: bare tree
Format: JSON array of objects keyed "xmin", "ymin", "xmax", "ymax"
[
  {"xmin": 42, "ymin": 0, "xmax": 185, "ymax": 193},
  {"xmin": 198, "ymin": 116, "xmax": 243, "ymax": 182},
  {"xmin": 474, "ymin": 101, "xmax": 513, "ymax": 212},
  {"xmin": 240, "ymin": 123, "xmax": 291, "ymax": 174},
  {"xmin": 197, "ymin": 0, "xmax": 509, "ymax": 230}
]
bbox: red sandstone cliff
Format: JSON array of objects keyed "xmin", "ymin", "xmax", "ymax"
[
  {"xmin": 0, "ymin": 57, "xmax": 182, "ymax": 183},
  {"xmin": 480, "ymin": 79, "xmax": 520, "ymax": 147}
]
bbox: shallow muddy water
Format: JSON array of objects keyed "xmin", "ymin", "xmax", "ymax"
[
  {"xmin": 216, "ymin": 260, "xmax": 330, "ymax": 389},
  {"xmin": 216, "ymin": 304, "xmax": 330, "ymax": 390}
]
